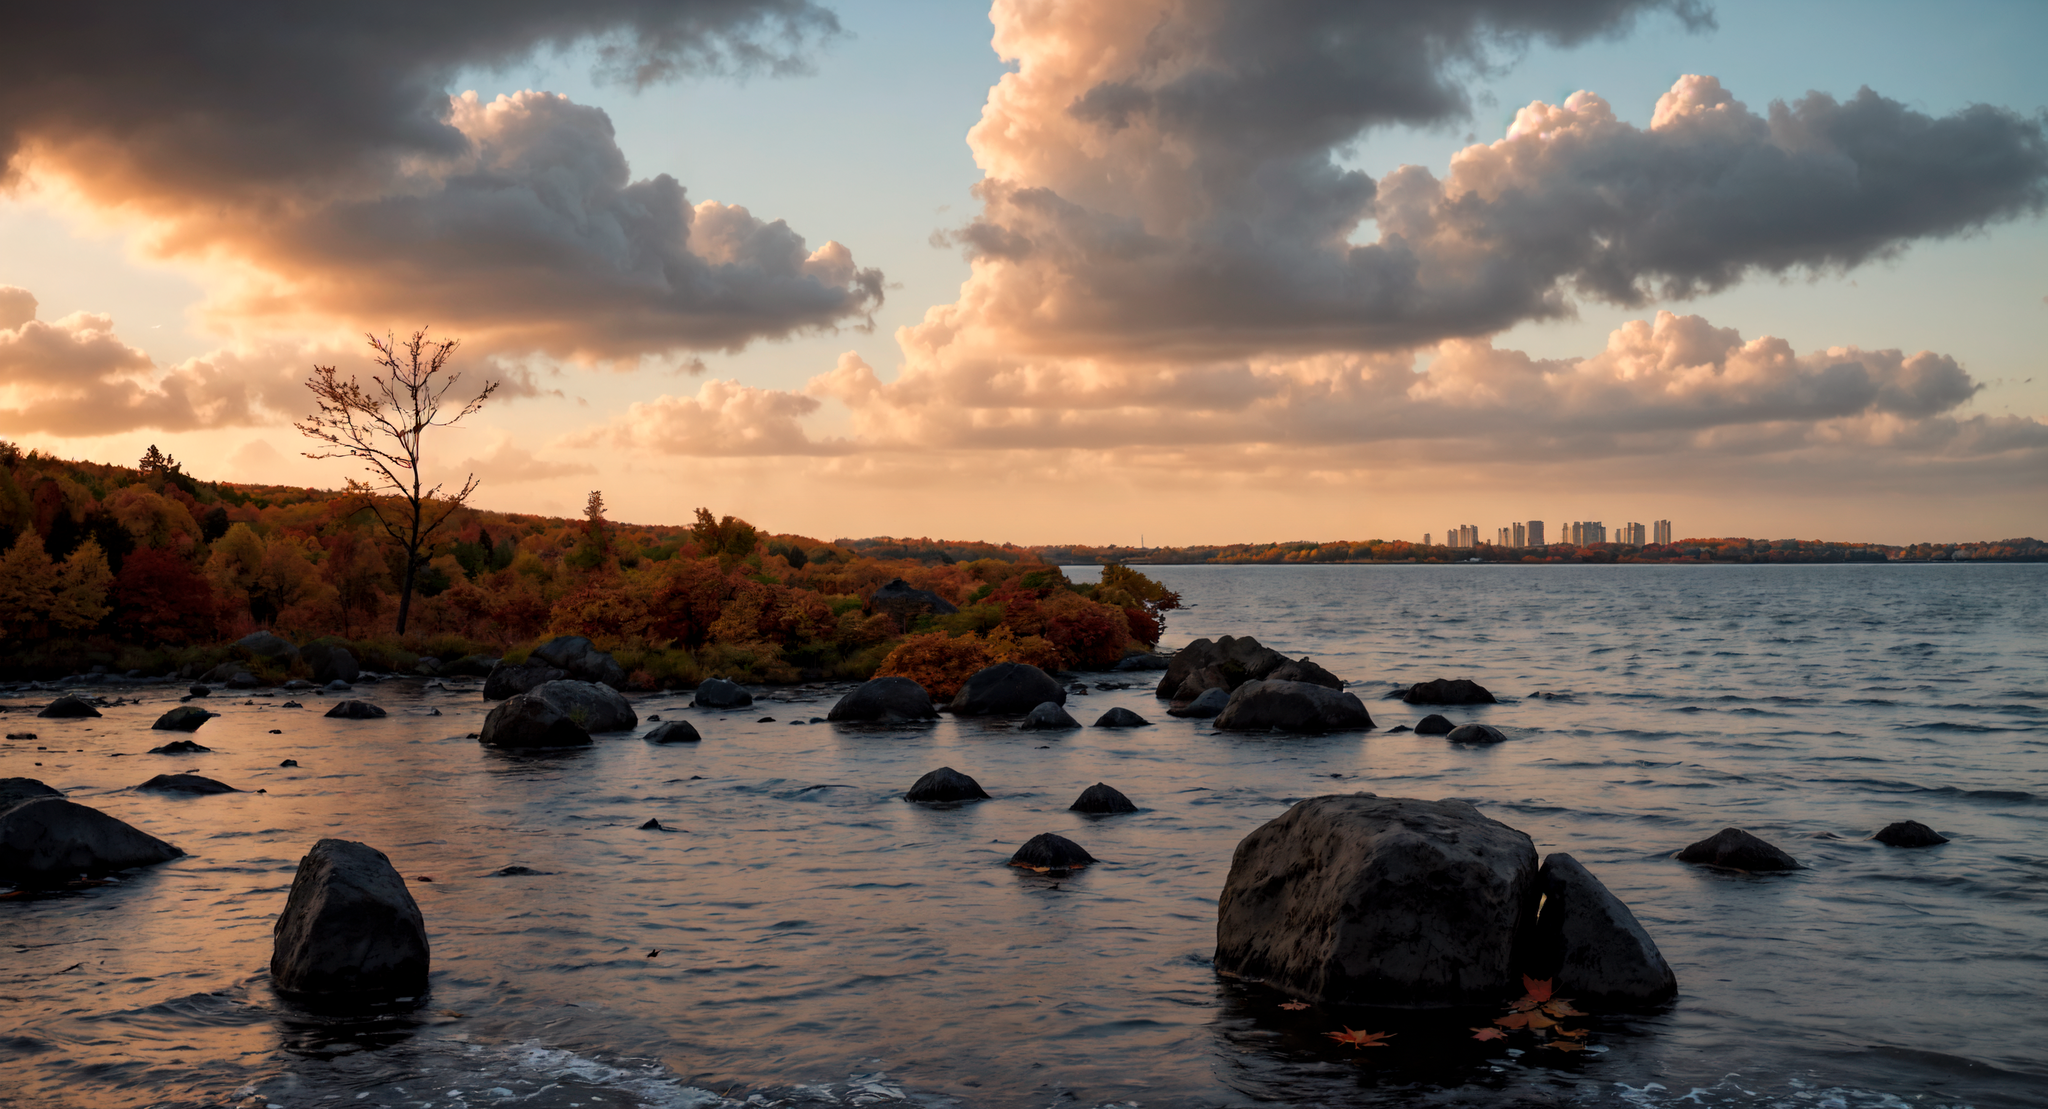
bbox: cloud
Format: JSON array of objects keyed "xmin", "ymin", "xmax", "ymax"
[
  {"xmin": 452, "ymin": 435, "xmax": 597, "ymax": 485},
  {"xmin": 937, "ymin": 0, "xmax": 2047, "ymax": 358},
  {"xmin": 0, "ymin": 2, "xmax": 879, "ymax": 360},
  {"xmin": 573, "ymin": 376, "xmax": 846, "ymax": 456}
]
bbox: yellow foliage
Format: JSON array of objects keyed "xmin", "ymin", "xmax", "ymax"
[
  {"xmin": 0, "ymin": 531, "xmax": 57, "ymax": 639},
  {"xmin": 52, "ymin": 538, "xmax": 113, "ymax": 631},
  {"xmin": 875, "ymin": 631, "xmax": 993, "ymax": 701}
]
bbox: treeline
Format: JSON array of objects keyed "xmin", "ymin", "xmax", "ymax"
[
  {"xmin": 1046, "ymin": 536, "xmax": 2046, "ymax": 565},
  {"xmin": 0, "ymin": 443, "xmax": 1177, "ymax": 685}
]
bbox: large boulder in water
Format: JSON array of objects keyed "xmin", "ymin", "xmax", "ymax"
[
  {"xmin": 1267, "ymin": 659, "xmax": 1343, "ymax": 690},
  {"xmin": 483, "ymin": 659, "xmax": 569, "ymax": 701},
  {"xmin": 950, "ymin": 663, "xmax": 1065, "ymax": 716},
  {"xmin": 1214, "ymin": 794, "xmax": 1539, "ymax": 1007},
  {"xmin": 527, "ymin": 679, "xmax": 637, "ymax": 733},
  {"xmin": 270, "ymin": 838, "xmax": 430, "ymax": 1000},
  {"xmin": 0, "ymin": 797, "xmax": 184, "ymax": 886},
  {"xmin": 1010, "ymin": 833, "xmax": 1095, "ymax": 871},
  {"xmin": 478, "ymin": 693, "xmax": 592, "ymax": 749},
  {"xmin": 1872, "ymin": 820, "xmax": 1948, "ymax": 848},
  {"xmin": 1019, "ymin": 701, "xmax": 1080, "ymax": 731},
  {"xmin": 1674, "ymin": 827, "xmax": 1800, "ymax": 871},
  {"xmin": 1413, "ymin": 714, "xmax": 1455, "ymax": 735},
  {"xmin": 152, "ymin": 706, "xmax": 213, "ymax": 732},
  {"xmin": 643, "ymin": 721, "xmax": 702, "ymax": 744},
  {"xmin": 1404, "ymin": 678, "xmax": 1496, "ymax": 705},
  {"xmin": 136, "ymin": 773, "xmax": 239, "ymax": 795},
  {"xmin": 905, "ymin": 766, "xmax": 988, "ymax": 803},
  {"xmin": 39, "ymin": 694, "xmax": 101, "ymax": 718},
  {"xmin": 0, "ymin": 777, "xmax": 63, "ymax": 814},
  {"xmin": 1213, "ymin": 680, "xmax": 1373, "ymax": 733},
  {"xmin": 1093, "ymin": 707, "xmax": 1151, "ymax": 728},
  {"xmin": 237, "ymin": 630, "xmax": 300, "ymax": 665},
  {"xmin": 324, "ymin": 700, "xmax": 387, "ymax": 720},
  {"xmin": 439, "ymin": 654, "xmax": 499, "ymax": 678},
  {"xmin": 1446, "ymin": 723, "xmax": 1507, "ymax": 745},
  {"xmin": 530, "ymin": 635, "xmax": 627, "ymax": 689},
  {"xmin": 868, "ymin": 578, "xmax": 959, "ymax": 629},
  {"xmin": 1167, "ymin": 687, "xmax": 1231, "ymax": 719},
  {"xmin": 827, "ymin": 677, "xmax": 937, "ymax": 723},
  {"xmin": 1070, "ymin": 783, "xmax": 1136, "ymax": 814},
  {"xmin": 301, "ymin": 642, "xmax": 361, "ymax": 685},
  {"xmin": 1154, "ymin": 635, "xmax": 1292, "ymax": 699},
  {"xmin": 1520, "ymin": 853, "xmax": 1677, "ymax": 1008},
  {"xmin": 693, "ymin": 677, "xmax": 754, "ymax": 709}
]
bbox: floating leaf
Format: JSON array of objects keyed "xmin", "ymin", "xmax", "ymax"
[
  {"xmin": 1471, "ymin": 1027, "xmax": 1507, "ymax": 1041},
  {"xmin": 1542, "ymin": 999, "xmax": 1585, "ymax": 1018},
  {"xmin": 1520, "ymin": 976, "xmax": 1554, "ymax": 1005},
  {"xmin": 1279, "ymin": 1001, "xmax": 1310, "ymax": 1011},
  {"xmin": 1493, "ymin": 1011, "xmax": 1534, "ymax": 1029},
  {"xmin": 1325, "ymin": 1027, "xmax": 1394, "ymax": 1049},
  {"xmin": 1545, "ymin": 1039, "xmax": 1586, "ymax": 1052},
  {"xmin": 1554, "ymin": 1025, "xmax": 1588, "ymax": 1039}
]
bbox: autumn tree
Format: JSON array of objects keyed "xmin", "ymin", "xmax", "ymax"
[{"xmin": 295, "ymin": 328, "xmax": 496, "ymax": 634}]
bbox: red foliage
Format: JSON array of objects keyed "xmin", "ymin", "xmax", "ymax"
[
  {"xmin": 1039, "ymin": 593, "xmax": 1130, "ymax": 669},
  {"xmin": 648, "ymin": 558, "xmax": 733, "ymax": 646},
  {"xmin": 1122, "ymin": 606, "xmax": 1162, "ymax": 645},
  {"xmin": 875, "ymin": 632, "xmax": 992, "ymax": 700},
  {"xmin": 114, "ymin": 548, "xmax": 217, "ymax": 644}
]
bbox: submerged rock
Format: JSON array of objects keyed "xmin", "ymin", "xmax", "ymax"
[
  {"xmin": 478, "ymin": 693, "xmax": 592, "ymax": 749},
  {"xmin": 1069, "ymin": 783, "xmax": 1137, "ymax": 814},
  {"xmin": 827, "ymin": 676, "xmax": 937, "ymax": 723},
  {"xmin": 1093, "ymin": 707, "xmax": 1151, "ymax": 728},
  {"xmin": 1446, "ymin": 723, "xmax": 1508, "ymax": 744},
  {"xmin": 530, "ymin": 635, "xmax": 628, "ymax": 689},
  {"xmin": 693, "ymin": 677, "xmax": 754, "ymax": 709},
  {"xmin": 1266, "ymin": 659, "xmax": 1343, "ymax": 690},
  {"xmin": 1675, "ymin": 827, "xmax": 1800, "ymax": 871},
  {"xmin": 148, "ymin": 738, "xmax": 211, "ymax": 754},
  {"xmin": 153, "ymin": 705, "xmax": 214, "ymax": 732},
  {"xmin": 1214, "ymin": 794, "xmax": 1537, "ymax": 1007},
  {"xmin": 1872, "ymin": 820, "xmax": 1948, "ymax": 848},
  {"xmin": 187, "ymin": 684, "xmax": 212, "ymax": 698},
  {"xmin": 1018, "ymin": 702, "xmax": 1080, "ymax": 731},
  {"xmin": 905, "ymin": 766, "xmax": 988, "ymax": 803},
  {"xmin": 324, "ymin": 700, "xmax": 387, "ymax": 719},
  {"xmin": 526, "ymin": 679, "xmax": 637, "ymax": 732},
  {"xmin": 238, "ymin": 630, "xmax": 300, "ymax": 665},
  {"xmin": 38, "ymin": 695, "xmax": 101, "ymax": 719},
  {"xmin": 0, "ymin": 777, "xmax": 64, "ymax": 813},
  {"xmin": 643, "ymin": 720, "xmax": 703, "ymax": 744},
  {"xmin": 0, "ymin": 797, "xmax": 183, "ymax": 886},
  {"xmin": 301, "ymin": 642, "xmax": 361, "ymax": 685},
  {"xmin": 136, "ymin": 773, "xmax": 239, "ymax": 795},
  {"xmin": 950, "ymin": 663, "xmax": 1065, "ymax": 716},
  {"xmin": 1213, "ymin": 680, "xmax": 1373, "ymax": 733},
  {"xmin": 1413, "ymin": 714, "xmax": 1455, "ymax": 735},
  {"xmin": 1167, "ymin": 687, "xmax": 1231, "ymax": 719},
  {"xmin": 1521, "ymin": 853, "xmax": 1677, "ymax": 1007},
  {"xmin": 1153, "ymin": 636, "xmax": 1292, "ymax": 699},
  {"xmin": 1404, "ymin": 678, "xmax": 1497, "ymax": 705},
  {"xmin": 481, "ymin": 659, "xmax": 566, "ymax": 701},
  {"xmin": 270, "ymin": 838, "xmax": 430, "ymax": 1000},
  {"xmin": 1010, "ymin": 832, "xmax": 1096, "ymax": 871}
]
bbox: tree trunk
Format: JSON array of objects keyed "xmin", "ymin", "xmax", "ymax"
[{"xmin": 395, "ymin": 551, "xmax": 419, "ymax": 634}]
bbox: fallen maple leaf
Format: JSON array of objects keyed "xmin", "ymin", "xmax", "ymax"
[
  {"xmin": 1493, "ymin": 1011, "xmax": 1534, "ymax": 1029},
  {"xmin": 1543, "ymin": 1000, "xmax": 1586, "ymax": 1018},
  {"xmin": 1278, "ymin": 1001, "xmax": 1310, "ymax": 1011},
  {"xmin": 1544, "ymin": 1039, "xmax": 1585, "ymax": 1052},
  {"xmin": 1520, "ymin": 976, "xmax": 1554, "ymax": 1005},
  {"xmin": 1554, "ymin": 1025, "xmax": 1588, "ymax": 1039},
  {"xmin": 1325, "ymin": 1027, "xmax": 1394, "ymax": 1049},
  {"xmin": 1470, "ymin": 1027, "xmax": 1507, "ymax": 1041}
]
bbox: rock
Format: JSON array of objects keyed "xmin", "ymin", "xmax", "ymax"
[
  {"xmin": 1213, "ymin": 680, "xmax": 1374, "ymax": 733},
  {"xmin": 187, "ymin": 684, "xmax": 211, "ymax": 698},
  {"xmin": 1674, "ymin": 827, "xmax": 1800, "ymax": 871},
  {"xmin": 301, "ymin": 643, "xmax": 361, "ymax": 685},
  {"xmin": 136, "ymin": 773, "xmax": 238, "ymax": 795},
  {"xmin": 199, "ymin": 662, "xmax": 241, "ymax": 683},
  {"xmin": 1521, "ymin": 853, "xmax": 1678, "ymax": 1008},
  {"xmin": 323, "ymin": 679, "xmax": 353, "ymax": 693},
  {"xmin": 482, "ymin": 660, "xmax": 567, "ymax": 701},
  {"xmin": 283, "ymin": 679, "xmax": 314, "ymax": 691},
  {"xmin": 440, "ymin": 654, "xmax": 500, "ymax": 678},
  {"xmin": 1872, "ymin": 820, "xmax": 1948, "ymax": 848},
  {"xmin": 493, "ymin": 865, "xmax": 540, "ymax": 876},
  {"xmin": 1413, "ymin": 714, "xmax": 1455, "ymax": 735},
  {"xmin": 270, "ymin": 838, "xmax": 430, "ymax": 1000},
  {"xmin": 1167, "ymin": 687, "xmax": 1231, "ymax": 719},
  {"xmin": 1446, "ymin": 723, "xmax": 1508, "ymax": 744},
  {"xmin": 38, "ymin": 694, "xmax": 102, "ymax": 718},
  {"xmin": 757, "ymin": 716, "xmax": 776, "ymax": 723},
  {"xmin": 1154, "ymin": 635, "xmax": 1292, "ymax": 698},
  {"xmin": 644, "ymin": 721, "xmax": 702, "ymax": 743},
  {"xmin": 1115, "ymin": 654, "xmax": 1169, "ymax": 671},
  {"xmin": 237, "ymin": 630, "xmax": 300, "ymax": 664},
  {"xmin": 1403, "ymin": 678, "xmax": 1497, "ymax": 705},
  {"xmin": 148, "ymin": 738, "xmax": 211, "ymax": 754},
  {"xmin": 0, "ymin": 777, "xmax": 63, "ymax": 814},
  {"xmin": 478, "ymin": 693, "xmax": 592, "ymax": 749},
  {"xmin": 1019, "ymin": 702, "xmax": 1081, "ymax": 730},
  {"xmin": 1093, "ymin": 707, "xmax": 1151, "ymax": 728},
  {"xmin": 1387, "ymin": 724, "xmax": 1411, "ymax": 733},
  {"xmin": 1170, "ymin": 664, "xmax": 1239, "ymax": 703},
  {"xmin": 1009, "ymin": 832, "xmax": 1096, "ymax": 870},
  {"xmin": 639, "ymin": 818, "xmax": 663, "ymax": 830},
  {"xmin": 414, "ymin": 657, "xmax": 443, "ymax": 676},
  {"xmin": 827, "ymin": 676, "xmax": 938, "ymax": 723},
  {"xmin": 280, "ymin": 759, "xmax": 299, "ymax": 767},
  {"xmin": 868, "ymin": 578, "xmax": 959, "ymax": 629},
  {"xmin": 1214, "ymin": 795, "xmax": 1538, "ymax": 1007},
  {"xmin": 151, "ymin": 706, "xmax": 213, "ymax": 732},
  {"xmin": 950, "ymin": 663, "xmax": 1065, "ymax": 716},
  {"xmin": 693, "ymin": 677, "xmax": 754, "ymax": 709},
  {"xmin": 0, "ymin": 797, "xmax": 184, "ymax": 886},
  {"xmin": 526, "ymin": 679, "xmax": 637, "ymax": 733},
  {"xmin": 904, "ymin": 766, "xmax": 988, "ymax": 803},
  {"xmin": 225, "ymin": 671, "xmax": 263, "ymax": 689},
  {"xmin": 1069, "ymin": 783, "xmax": 1137, "ymax": 814},
  {"xmin": 1267, "ymin": 659, "xmax": 1343, "ymax": 690},
  {"xmin": 529, "ymin": 635, "xmax": 628, "ymax": 689},
  {"xmin": 324, "ymin": 701, "xmax": 388, "ymax": 720}
]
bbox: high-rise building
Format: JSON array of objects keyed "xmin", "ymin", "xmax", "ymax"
[
  {"xmin": 1461, "ymin": 524, "xmax": 1478, "ymax": 548},
  {"xmin": 1424, "ymin": 533, "xmax": 1432, "ymax": 547},
  {"xmin": 1511, "ymin": 522, "xmax": 1526, "ymax": 547},
  {"xmin": 1653, "ymin": 519, "xmax": 1672, "ymax": 545},
  {"xmin": 1621, "ymin": 521, "xmax": 1647, "ymax": 546},
  {"xmin": 1444, "ymin": 525, "xmax": 1459, "ymax": 548},
  {"xmin": 1569, "ymin": 521, "xmax": 1607, "ymax": 544},
  {"xmin": 1589, "ymin": 521, "xmax": 1606, "ymax": 544},
  {"xmin": 1526, "ymin": 520, "xmax": 1544, "ymax": 547},
  {"xmin": 1497, "ymin": 527, "xmax": 1510, "ymax": 547}
]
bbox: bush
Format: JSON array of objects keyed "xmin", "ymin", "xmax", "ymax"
[{"xmin": 875, "ymin": 632, "xmax": 992, "ymax": 701}]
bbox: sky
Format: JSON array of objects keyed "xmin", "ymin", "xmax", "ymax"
[{"xmin": 1, "ymin": 0, "xmax": 2043, "ymax": 546}]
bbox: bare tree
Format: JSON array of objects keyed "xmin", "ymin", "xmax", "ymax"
[{"xmin": 296, "ymin": 329, "xmax": 497, "ymax": 634}]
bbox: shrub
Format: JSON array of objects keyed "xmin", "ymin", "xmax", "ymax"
[{"xmin": 875, "ymin": 631, "xmax": 993, "ymax": 701}]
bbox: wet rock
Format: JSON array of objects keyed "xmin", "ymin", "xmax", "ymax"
[
  {"xmin": 757, "ymin": 716, "xmax": 775, "ymax": 723},
  {"xmin": 280, "ymin": 759, "xmax": 299, "ymax": 768},
  {"xmin": 1872, "ymin": 820, "xmax": 1948, "ymax": 848},
  {"xmin": 151, "ymin": 706, "xmax": 213, "ymax": 732},
  {"xmin": 869, "ymin": 578, "xmax": 960, "ymax": 628},
  {"xmin": 1019, "ymin": 702, "xmax": 1080, "ymax": 731},
  {"xmin": 644, "ymin": 721, "xmax": 702, "ymax": 744},
  {"xmin": 301, "ymin": 642, "xmax": 361, "ymax": 685},
  {"xmin": 148, "ymin": 738, "xmax": 211, "ymax": 754},
  {"xmin": 530, "ymin": 635, "xmax": 628, "ymax": 690},
  {"xmin": 0, "ymin": 777, "xmax": 63, "ymax": 814},
  {"xmin": 414, "ymin": 657, "xmax": 443, "ymax": 676},
  {"xmin": 639, "ymin": 818, "xmax": 663, "ymax": 830},
  {"xmin": 905, "ymin": 766, "xmax": 989, "ymax": 803},
  {"xmin": 1114, "ymin": 654, "xmax": 1169, "ymax": 671},
  {"xmin": 693, "ymin": 677, "xmax": 754, "ymax": 709},
  {"xmin": 1093, "ymin": 707, "xmax": 1151, "ymax": 728},
  {"xmin": 1069, "ymin": 783, "xmax": 1137, "ymax": 814},
  {"xmin": 1403, "ymin": 678, "xmax": 1497, "ymax": 705},
  {"xmin": 1170, "ymin": 664, "xmax": 1239, "ymax": 703},
  {"xmin": 493, "ymin": 865, "xmax": 541, "ymax": 876},
  {"xmin": 199, "ymin": 662, "xmax": 241, "ymax": 683},
  {"xmin": 1153, "ymin": 635, "xmax": 1293, "ymax": 699},
  {"xmin": 324, "ymin": 701, "xmax": 388, "ymax": 720},
  {"xmin": 270, "ymin": 838, "xmax": 430, "ymax": 1000},
  {"xmin": 283, "ymin": 679, "xmax": 314, "ymax": 691},
  {"xmin": 1266, "ymin": 659, "xmax": 1343, "ymax": 690},
  {"xmin": 827, "ymin": 677, "xmax": 937, "ymax": 723},
  {"xmin": 225, "ymin": 671, "xmax": 263, "ymax": 690},
  {"xmin": 527, "ymin": 679, "xmax": 637, "ymax": 733},
  {"xmin": 237, "ymin": 630, "xmax": 300, "ymax": 665},
  {"xmin": 136, "ymin": 773, "xmax": 238, "ymax": 795},
  {"xmin": 482, "ymin": 659, "xmax": 567, "ymax": 701},
  {"xmin": 187, "ymin": 684, "xmax": 212, "ymax": 698},
  {"xmin": 1215, "ymin": 794, "xmax": 1538, "ymax": 1007},
  {"xmin": 323, "ymin": 679, "xmax": 353, "ymax": 693},
  {"xmin": 1446, "ymin": 723, "xmax": 1508, "ymax": 744},
  {"xmin": 1010, "ymin": 832, "xmax": 1096, "ymax": 870},
  {"xmin": 282, "ymin": 701, "xmax": 303, "ymax": 709},
  {"xmin": 440, "ymin": 654, "xmax": 500, "ymax": 678},
  {"xmin": 38, "ymin": 695, "xmax": 102, "ymax": 719},
  {"xmin": 1521, "ymin": 853, "xmax": 1677, "ymax": 1007},
  {"xmin": 0, "ymin": 797, "xmax": 183, "ymax": 886},
  {"xmin": 1213, "ymin": 680, "xmax": 1374, "ymax": 733},
  {"xmin": 1386, "ymin": 724, "xmax": 1411, "ymax": 733},
  {"xmin": 1167, "ymin": 687, "xmax": 1231, "ymax": 719},
  {"xmin": 478, "ymin": 693, "xmax": 592, "ymax": 749},
  {"xmin": 1413, "ymin": 714, "xmax": 1455, "ymax": 735},
  {"xmin": 950, "ymin": 663, "xmax": 1065, "ymax": 716},
  {"xmin": 1674, "ymin": 827, "xmax": 1800, "ymax": 871}
]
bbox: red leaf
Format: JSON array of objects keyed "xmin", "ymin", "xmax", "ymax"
[
  {"xmin": 1325, "ymin": 1027, "xmax": 1394, "ymax": 1049},
  {"xmin": 1520, "ymin": 976, "xmax": 1554, "ymax": 1005},
  {"xmin": 1470, "ymin": 1027, "xmax": 1507, "ymax": 1041},
  {"xmin": 1278, "ymin": 1001, "xmax": 1310, "ymax": 1011}
]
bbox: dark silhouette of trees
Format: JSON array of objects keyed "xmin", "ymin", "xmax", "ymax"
[{"xmin": 295, "ymin": 328, "xmax": 495, "ymax": 634}]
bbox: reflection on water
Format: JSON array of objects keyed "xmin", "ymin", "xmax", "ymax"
[{"xmin": 2, "ymin": 564, "xmax": 2044, "ymax": 1108}]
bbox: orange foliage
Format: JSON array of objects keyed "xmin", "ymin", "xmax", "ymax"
[{"xmin": 874, "ymin": 632, "xmax": 993, "ymax": 700}]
